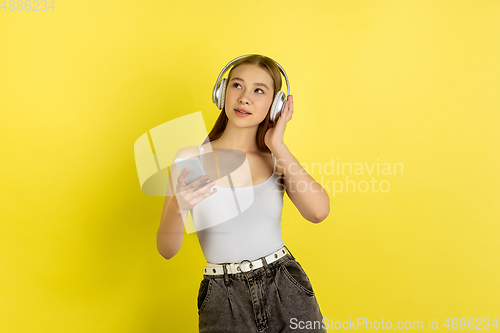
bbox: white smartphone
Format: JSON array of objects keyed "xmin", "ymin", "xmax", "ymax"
[{"xmin": 174, "ymin": 157, "xmax": 212, "ymax": 193}]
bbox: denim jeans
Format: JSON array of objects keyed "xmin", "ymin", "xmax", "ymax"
[{"xmin": 197, "ymin": 249, "xmax": 327, "ymax": 332}]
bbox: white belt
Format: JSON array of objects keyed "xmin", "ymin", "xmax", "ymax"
[{"xmin": 203, "ymin": 246, "xmax": 290, "ymax": 276}]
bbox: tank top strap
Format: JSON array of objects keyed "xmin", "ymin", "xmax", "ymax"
[
  {"xmin": 198, "ymin": 145, "xmax": 204, "ymax": 166},
  {"xmin": 272, "ymin": 153, "xmax": 277, "ymax": 173}
]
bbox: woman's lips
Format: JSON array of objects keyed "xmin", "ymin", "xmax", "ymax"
[{"xmin": 235, "ymin": 109, "xmax": 251, "ymax": 117}]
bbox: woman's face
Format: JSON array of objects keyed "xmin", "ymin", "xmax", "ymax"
[{"xmin": 224, "ymin": 64, "xmax": 275, "ymax": 126}]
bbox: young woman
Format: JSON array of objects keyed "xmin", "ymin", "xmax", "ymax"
[{"xmin": 157, "ymin": 54, "xmax": 330, "ymax": 332}]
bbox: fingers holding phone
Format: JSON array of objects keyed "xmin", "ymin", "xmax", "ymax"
[
  {"xmin": 174, "ymin": 158, "xmax": 217, "ymax": 212},
  {"xmin": 176, "ymin": 169, "xmax": 217, "ymax": 211}
]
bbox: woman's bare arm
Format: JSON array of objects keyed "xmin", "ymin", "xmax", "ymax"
[
  {"xmin": 156, "ymin": 192, "xmax": 189, "ymax": 260},
  {"xmin": 156, "ymin": 146, "xmax": 217, "ymax": 259},
  {"xmin": 156, "ymin": 148, "xmax": 191, "ymax": 260},
  {"xmin": 273, "ymin": 143, "xmax": 330, "ymax": 223}
]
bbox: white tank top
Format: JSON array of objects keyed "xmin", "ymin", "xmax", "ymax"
[{"xmin": 190, "ymin": 146, "xmax": 285, "ymax": 264}]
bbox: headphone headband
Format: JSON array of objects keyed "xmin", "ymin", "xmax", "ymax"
[{"xmin": 212, "ymin": 54, "xmax": 290, "ymax": 104}]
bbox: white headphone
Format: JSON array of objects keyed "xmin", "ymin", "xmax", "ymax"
[{"xmin": 212, "ymin": 54, "xmax": 290, "ymax": 122}]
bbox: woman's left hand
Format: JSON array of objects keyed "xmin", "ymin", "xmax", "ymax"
[{"xmin": 265, "ymin": 95, "xmax": 293, "ymax": 152}]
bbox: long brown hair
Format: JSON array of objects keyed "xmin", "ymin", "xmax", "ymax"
[{"xmin": 202, "ymin": 54, "xmax": 283, "ymax": 154}]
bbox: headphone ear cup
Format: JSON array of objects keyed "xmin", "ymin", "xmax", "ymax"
[
  {"xmin": 217, "ymin": 78, "xmax": 227, "ymax": 110},
  {"xmin": 270, "ymin": 91, "xmax": 286, "ymax": 122}
]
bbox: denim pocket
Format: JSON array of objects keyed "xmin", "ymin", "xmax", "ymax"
[
  {"xmin": 281, "ymin": 260, "xmax": 315, "ymax": 296},
  {"xmin": 197, "ymin": 278, "xmax": 212, "ymax": 314}
]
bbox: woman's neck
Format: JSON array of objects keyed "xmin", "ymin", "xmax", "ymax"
[{"xmin": 212, "ymin": 121, "xmax": 260, "ymax": 153}]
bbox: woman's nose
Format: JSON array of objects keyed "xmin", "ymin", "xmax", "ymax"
[{"xmin": 238, "ymin": 90, "xmax": 251, "ymax": 103}]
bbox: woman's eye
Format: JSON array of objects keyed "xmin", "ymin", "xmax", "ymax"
[{"xmin": 231, "ymin": 83, "xmax": 263, "ymax": 94}]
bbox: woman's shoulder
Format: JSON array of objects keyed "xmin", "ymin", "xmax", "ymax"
[
  {"xmin": 250, "ymin": 151, "xmax": 278, "ymax": 178},
  {"xmin": 173, "ymin": 145, "xmax": 202, "ymax": 160},
  {"xmin": 203, "ymin": 142, "xmax": 277, "ymax": 178}
]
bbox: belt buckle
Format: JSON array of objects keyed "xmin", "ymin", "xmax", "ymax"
[{"xmin": 237, "ymin": 259, "xmax": 254, "ymax": 273}]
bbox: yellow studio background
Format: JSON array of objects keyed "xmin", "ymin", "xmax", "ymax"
[{"xmin": 1, "ymin": 0, "xmax": 499, "ymax": 332}]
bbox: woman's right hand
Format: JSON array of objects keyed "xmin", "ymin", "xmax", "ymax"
[{"xmin": 175, "ymin": 168, "xmax": 217, "ymax": 212}]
